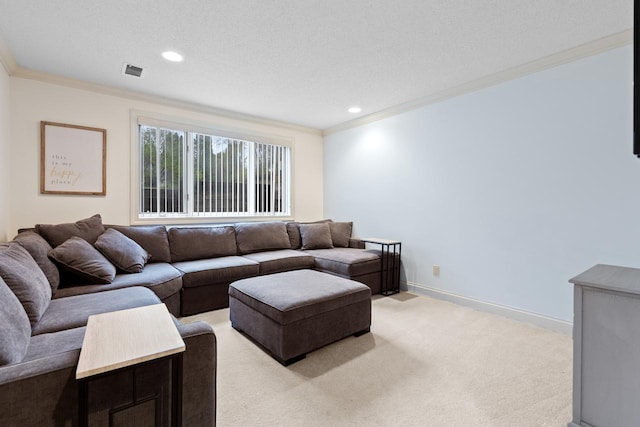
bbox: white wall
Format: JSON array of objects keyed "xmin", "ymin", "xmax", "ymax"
[
  {"xmin": 0, "ymin": 62, "xmax": 10, "ymax": 242},
  {"xmin": 8, "ymin": 78, "xmax": 324, "ymax": 235},
  {"xmin": 324, "ymin": 45, "xmax": 637, "ymax": 323}
]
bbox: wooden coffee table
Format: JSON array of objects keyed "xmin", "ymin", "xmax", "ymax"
[{"xmin": 76, "ymin": 304, "xmax": 185, "ymax": 427}]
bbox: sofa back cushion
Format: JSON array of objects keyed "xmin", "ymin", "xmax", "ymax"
[
  {"xmin": 36, "ymin": 214, "xmax": 105, "ymax": 247},
  {"xmin": 94, "ymin": 228, "xmax": 151, "ymax": 273},
  {"xmin": 235, "ymin": 222, "xmax": 291, "ymax": 254},
  {"xmin": 0, "ymin": 243, "xmax": 52, "ymax": 325},
  {"xmin": 108, "ymin": 225, "xmax": 172, "ymax": 263},
  {"xmin": 0, "ymin": 276, "xmax": 31, "ymax": 366},
  {"xmin": 48, "ymin": 237, "xmax": 116, "ymax": 284},
  {"xmin": 13, "ymin": 230, "xmax": 61, "ymax": 293},
  {"xmin": 169, "ymin": 226, "xmax": 237, "ymax": 262}
]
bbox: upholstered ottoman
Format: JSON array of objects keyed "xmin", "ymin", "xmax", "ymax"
[{"xmin": 229, "ymin": 269, "xmax": 371, "ymax": 365}]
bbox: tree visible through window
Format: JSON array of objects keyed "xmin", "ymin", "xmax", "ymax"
[
  {"xmin": 140, "ymin": 126, "xmax": 185, "ymax": 214},
  {"xmin": 139, "ymin": 122, "xmax": 291, "ymax": 218}
]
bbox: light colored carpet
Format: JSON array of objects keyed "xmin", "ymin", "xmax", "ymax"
[{"xmin": 182, "ymin": 292, "xmax": 572, "ymax": 427}]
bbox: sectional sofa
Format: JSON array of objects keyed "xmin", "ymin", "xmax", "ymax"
[
  {"xmin": 16, "ymin": 214, "xmax": 386, "ymax": 316},
  {"xmin": 0, "ymin": 214, "xmax": 390, "ymax": 427}
]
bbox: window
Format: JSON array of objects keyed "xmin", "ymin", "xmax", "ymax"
[{"xmin": 136, "ymin": 116, "xmax": 291, "ymax": 220}]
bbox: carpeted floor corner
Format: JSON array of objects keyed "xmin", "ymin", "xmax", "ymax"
[{"xmin": 182, "ymin": 292, "xmax": 572, "ymax": 427}]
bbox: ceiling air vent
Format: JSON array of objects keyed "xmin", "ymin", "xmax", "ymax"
[{"xmin": 122, "ymin": 63, "xmax": 143, "ymax": 77}]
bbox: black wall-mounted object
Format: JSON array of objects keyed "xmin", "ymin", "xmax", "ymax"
[{"xmin": 634, "ymin": 4, "xmax": 638, "ymax": 157}]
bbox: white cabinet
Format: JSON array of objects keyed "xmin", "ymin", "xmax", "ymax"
[{"xmin": 569, "ymin": 264, "xmax": 640, "ymax": 427}]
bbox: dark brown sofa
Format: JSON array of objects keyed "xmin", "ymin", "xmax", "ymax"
[
  {"xmin": 0, "ymin": 214, "xmax": 392, "ymax": 426},
  {"xmin": 14, "ymin": 215, "xmax": 388, "ymax": 316}
]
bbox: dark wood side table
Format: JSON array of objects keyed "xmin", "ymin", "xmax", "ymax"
[
  {"xmin": 361, "ymin": 238, "xmax": 401, "ymax": 296},
  {"xmin": 76, "ymin": 304, "xmax": 185, "ymax": 427}
]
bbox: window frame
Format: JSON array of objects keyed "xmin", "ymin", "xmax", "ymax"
[{"xmin": 130, "ymin": 110, "xmax": 295, "ymax": 224}]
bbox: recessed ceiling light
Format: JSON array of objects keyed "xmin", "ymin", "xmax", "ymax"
[
  {"xmin": 162, "ymin": 51, "xmax": 184, "ymax": 62},
  {"xmin": 348, "ymin": 107, "xmax": 361, "ymax": 113}
]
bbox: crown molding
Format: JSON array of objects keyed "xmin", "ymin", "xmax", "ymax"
[
  {"xmin": 323, "ymin": 29, "xmax": 633, "ymax": 136},
  {"xmin": 3, "ymin": 28, "xmax": 632, "ymax": 137},
  {"xmin": 11, "ymin": 67, "xmax": 322, "ymax": 136}
]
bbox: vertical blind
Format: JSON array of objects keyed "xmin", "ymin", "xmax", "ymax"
[{"xmin": 139, "ymin": 121, "xmax": 290, "ymax": 218}]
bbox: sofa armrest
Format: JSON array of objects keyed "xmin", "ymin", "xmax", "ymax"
[
  {"xmin": 349, "ymin": 238, "xmax": 366, "ymax": 249},
  {"xmin": 178, "ymin": 320, "xmax": 217, "ymax": 427},
  {"xmin": 0, "ymin": 350, "xmax": 80, "ymax": 426},
  {"xmin": 0, "ymin": 321, "xmax": 217, "ymax": 427}
]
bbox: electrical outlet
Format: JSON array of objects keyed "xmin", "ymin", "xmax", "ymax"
[{"xmin": 433, "ymin": 265, "xmax": 440, "ymax": 276}]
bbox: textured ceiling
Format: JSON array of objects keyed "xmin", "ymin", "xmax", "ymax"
[{"xmin": 0, "ymin": 0, "xmax": 633, "ymax": 130}]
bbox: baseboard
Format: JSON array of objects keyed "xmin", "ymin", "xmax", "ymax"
[{"xmin": 402, "ymin": 281, "xmax": 573, "ymax": 336}]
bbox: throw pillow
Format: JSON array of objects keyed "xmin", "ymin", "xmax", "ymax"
[
  {"xmin": 49, "ymin": 237, "xmax": 116, "ymax": 284},
  {"xmin": 299, "ymin": 223, "xmax": 334, "ymax": 250},
  {"xmin": 36, "ymin": 214, "xmax": 105, "ymax": 247},
  {"xmin": 94, "ymin": 228, "xmax": 151, "ymax": 273},
  {"xmin": 0, "ymin": 243, "xmax": 52, "ymax": 326},
  {"xmin": 329, "ymin": 221, "xmax": 353, "ymax": 248},
  {"xmin": 286, "ymin": 219, "xmax": 332, "ymax": 249},
  {"xmin": 13, "ymin": 230, "xmax": 61, "ymax": 293},
  {"xmin": 109, "ymin": 225, "xmax": 171, "ymax": 263},
  {"xmin": 0, "ymin": 276, "xmax": 31, "ymax": 366}
]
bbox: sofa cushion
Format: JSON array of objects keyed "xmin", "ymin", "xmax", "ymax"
[
  {"xmin": 0, "ymin": 243, "xmax": 52, "ymax": 326},
  {"xmin": 174, "ymin": 256, "xmax": 260, "ymax": 288},
  {"xmin": 94, "ymin": 228, "xmax": 150, "ymax": 273},
  {"xmin": 52, "ymin": 262, "xmax": 183, "ymax": 302},
  {"xmin": 286, "ymin": 219, "xmax": 331, "ymax": 250},
  {"xmin": 305, "ymin": 248, "xmax": 381, "ymax": 277},
  {"xmin": 36, "ymin": 214, "xmax": 105, "ymax": 247},
  {"xmin": 13, "ymin": 230, "xmax": 61, "ymax": 293},
  {"xmin": 48, "ymin": 237, "xmax": 116, "ymax": 284},
  {"xmin": 23, "ymin": 326, "xmax": 86, "ymax": 362},
  {"xmin": 329, "ymin": 222, "xmax": 353, "ymax": 248},
  {"xmin": 0, "ymin": 276, "xmax": 31, "ymax": 365},
  {"xmin": 299, "ymin": 223, "xmax": 334, "ymax": 250},
  {"xmin": 32, "ymin": 287, "xmax": 161, "ymax": 335},
  {"xmin": 108, "ymin": 225, "xmax": 172, "ymax": 263},
  {"xmin": 241, "ymin": 249, "xmax": 315, "ymax": 275},
  {"xmin": 169, "ymin": 226, "xmax": 237, "ymax": 262},
  {"xmin": 235, "ymin": 222, "xmax": 291, "ymax": 254}
]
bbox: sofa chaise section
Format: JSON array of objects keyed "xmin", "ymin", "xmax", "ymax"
[{"xmin": 305, "ymin": 247, "xmax": 384, "ymax": 295}]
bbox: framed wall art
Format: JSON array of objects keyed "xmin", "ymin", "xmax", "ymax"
[{"xmin": 40, "ymin": 121, "xmax": 106, "ymax": 195}]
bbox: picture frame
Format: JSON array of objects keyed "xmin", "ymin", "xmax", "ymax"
[{"xmin": 40, "ymin": 121, "xmax": 107, "ymax": 195}]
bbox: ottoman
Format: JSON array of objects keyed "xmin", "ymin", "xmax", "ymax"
[{"xmin": 229, "ymin": 269, "xmax": 371, "ymax": 365}]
